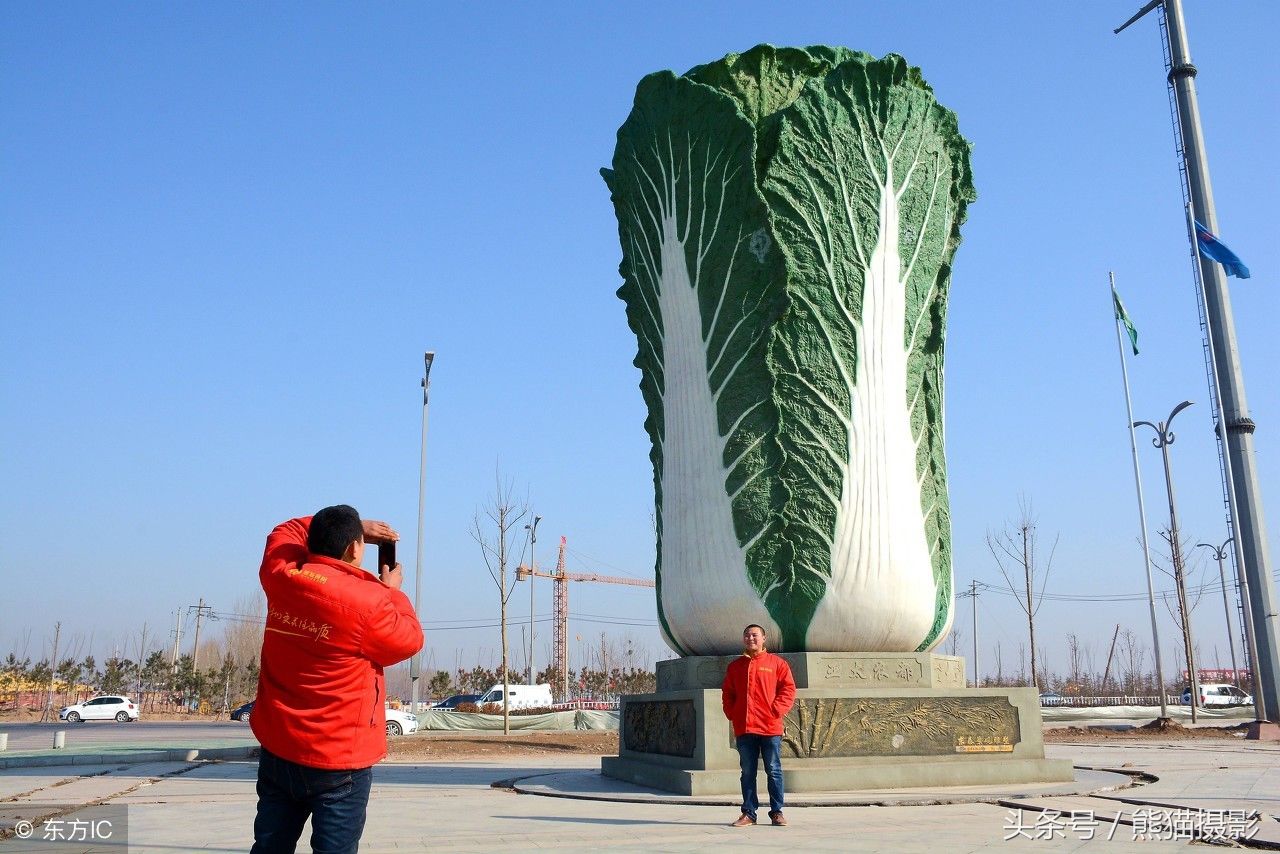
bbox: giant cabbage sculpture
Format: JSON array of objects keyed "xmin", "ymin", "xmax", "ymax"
[{"xmin": 603, "ymin": 45, "xmax": 975, "ymax": 656}]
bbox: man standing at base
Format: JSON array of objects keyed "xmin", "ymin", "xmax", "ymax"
[
  {"xmin": 250, "ymin": 505, "xmax": 424, "ymax": 853},
  {"xmin": 721, "ymin": 623, "xmax": 797, "ymax": 827}
]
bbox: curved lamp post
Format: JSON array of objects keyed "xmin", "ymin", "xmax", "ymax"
[
  {"xmin": 525, "ymin": 514, "xmax": 542, "ymax": 684},
  {"xmin": 410, "ymin": 351, "xmax": 434, "ymax": 715},
  {"xmin": 1134, "ymin": 400, "xmax": 1200, "ymax": 721},
  {"xmin": 1196, "ymin": 537, "xmax": 1242, "ymax": 690}
]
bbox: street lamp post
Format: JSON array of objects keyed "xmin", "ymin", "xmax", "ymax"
[
  {"xmin": 1196, "ymin": 538, "xmax": 1242, "ymax": 690},
  {"xmin": 525, "ymin": 515, "xmax": 542, "ymax": 684},
  {"xmin": 1134, "ymin": 400, "xmax": 1200, "ymax": 722},
  {"xmin": 410, "ymin": 352, "xmax": 435, "ymax": 715}
]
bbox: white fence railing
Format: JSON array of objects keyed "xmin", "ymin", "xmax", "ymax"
[{"xmin": 1039, "ymin": 695, "xmax": 1186, "ymax": 708}]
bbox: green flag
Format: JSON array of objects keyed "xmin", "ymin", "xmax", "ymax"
[{"xmin": 1112, "ymin": 286, "xmax": 1139, "ymax": 355}]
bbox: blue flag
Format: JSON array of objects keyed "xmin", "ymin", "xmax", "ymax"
[{"xmin": 1194, "ymin": 220, "xmax": 1251, "ymax": 279}]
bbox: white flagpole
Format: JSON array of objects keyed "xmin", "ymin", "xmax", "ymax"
[{"xmin": 1111, "ymin": 271, "xmax": 1169, "ymax": 719}]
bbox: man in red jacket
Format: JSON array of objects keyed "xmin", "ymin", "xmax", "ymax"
[
  {"xmin": 721, "ymin": 623, "xmax": 796, "ymax": 827},
  {"xmin": 250, "ymin": 505, "xmax": 424, "ymax": 854}
]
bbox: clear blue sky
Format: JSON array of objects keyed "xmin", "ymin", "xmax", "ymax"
[{"xmin": 3, "ymin": 2, "xmax": 1277, "ymax": 683}]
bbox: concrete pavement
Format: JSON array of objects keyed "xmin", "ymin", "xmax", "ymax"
[{"xmin": 1, "ymin": 737, "xmax": 1277, "ymax": 851}]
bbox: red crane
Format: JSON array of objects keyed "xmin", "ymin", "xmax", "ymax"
[{"xmin": 516, "ymin": 536, "xmax": 654, "ymax": 700}]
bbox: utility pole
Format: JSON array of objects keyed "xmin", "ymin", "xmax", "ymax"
[
  {"xmin": 1101, "ymin": 624, "xmax": 1122, "ymax": 696},
  {"xmin": 600, "ymin": 633, "xmax": 609, "ymax": 699},
  {"xmin": 1117, "ymin": 0, "xmax": 1279, "ymax": 726},
  {"xmin": 189, "ymin": 599, "xmax": 212, "ymax": 672},
  {"xmin": 170, "ymin": 608, "xmax": 184, "ymax": 670}
]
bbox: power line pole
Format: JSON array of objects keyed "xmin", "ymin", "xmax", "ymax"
[
  {"xmin": 1101, "ymin": 623, "xmax": 1122, "ymax": 695},
  {"xmin": 1117, "ymin": 0, "xmax": 1279, "ymax": 726},
  {"xmin": 170, "ymin": 608, "xmax": 183, "ymax": 669},
  {"xmin": 189, "ymin": 599, "xmax": 212, "ymax": 671}
]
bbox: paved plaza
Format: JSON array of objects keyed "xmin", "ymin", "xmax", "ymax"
[{"xmin": 0, "ymin": 735, "xmax": 1277, "ymax": 852}]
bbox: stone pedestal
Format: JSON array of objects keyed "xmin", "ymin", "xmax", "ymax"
[{"xmin": 601, "ymin": 654, "xmax": 1073, "ymax": 795}]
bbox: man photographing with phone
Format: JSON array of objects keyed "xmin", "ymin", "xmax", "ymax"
[{"xmin": 250, "ymin": 505, "xmax": 424, "ymax": 854}]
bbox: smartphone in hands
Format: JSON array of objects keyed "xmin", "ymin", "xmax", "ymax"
[{"xmin": 378, "ymin": 542, "xmax": 396, "ymax": 574}]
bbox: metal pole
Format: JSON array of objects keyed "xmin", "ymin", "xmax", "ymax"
[
  {"xmin": 1112, "ymin": 273, "xmax": 1169, "ymax": 719},
  {"xmin": 171, "ymin": 609, "xmax": 182, "ymax": 669},
  {"xmin": 191, "ymin": 599, "xmax": 205, "ymax": 672},
  {"xmin": 970, "ymin": 579, "xmax": 979, "ymax": 688},
  {"xmin": 1161, "ymin": 0, "xmax": 1278, "ymax": 722},
  {"xmin": 1197, "ymin": 539, "xmax": 1241, "ymax": 691},
  {"xmin": 1021, "ymin": 525, "xmax": 1035, "ymax": 689},
  {"xmin": 410, "ymin": 352, "xmax": 434, "ymax": 715},
  {"xmin": 526, "ymin": 515, "xmax": 542, "ymax": 683},
  {"xmin": 1101, "ymin": 624, "xmax": 1121, "ymax": 696},
  {"xmin": 1135, "ymin": 401, "xmax": 1197, "ymax": 721}
]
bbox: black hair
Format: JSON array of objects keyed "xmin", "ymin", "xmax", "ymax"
[
  {"xmin": 743, "ymin": 624, "xmax": 766, "ymax": 636},
  {"xmin": 308, "ymin": 504, "xmax": 363, "ymax": 559}
]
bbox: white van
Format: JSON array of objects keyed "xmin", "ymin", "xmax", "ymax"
[{"xmin": 477, "ymin": 683, "xmax": 553, "ymax": 711}]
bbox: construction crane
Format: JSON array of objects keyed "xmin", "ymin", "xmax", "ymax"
[{"xmin": 516, "ymin": 536, "xmax": 654, "ymax": 701}]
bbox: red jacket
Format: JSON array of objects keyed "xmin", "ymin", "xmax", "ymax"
[
  {"xmin": 251, "ymin": 517, "xmax": 424, "ymax": 770},
  {"xmin": 721, "ymin": 651, "xmax": 797, "ymax": 737}
]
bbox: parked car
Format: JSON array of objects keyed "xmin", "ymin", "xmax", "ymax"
[
  {"xmin": 431, "ymin": 694, "xmax": 481, "ymax": 710},
  {"xmin": 476, "ymin": 683, "xmax": 554, "ymax": 711},
  {"xmin": 385, "ymin": 706, "xmax": 418, "ymax": 736},
  {"xmin": 1181, "ymin": 683, "xmax": 1253, "ymax": 707},
  {"xmin": 59, "ymin": 695, "xmax": 139, "ymax": 723},
  {"xmin": 229, "ymin": 697, "xmax": 417, "ymax": 735}
]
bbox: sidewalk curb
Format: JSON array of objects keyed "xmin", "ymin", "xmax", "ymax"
[{"xmin": 0, "ymin": 744, "xmax": 259, "ymax": 770}]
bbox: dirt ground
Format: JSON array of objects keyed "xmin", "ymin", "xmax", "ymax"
[
  {"xmin": 3, "ymin": 708, "xmax": 1251, "ymax": 758},
  {"xmin": 1042, "ymin": 719, "xmax": 1251, "ymax": 741},
  {"xmin": 386, "ymin": 730, "xmax": 619, "ymax": 761},
  {"xmin": 382, "ymin": 720, "xmax": 1251, "ymax": 762}
]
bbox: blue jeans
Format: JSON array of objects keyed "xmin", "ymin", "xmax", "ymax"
[
  {"xmin": 251, "ymin": 748, "xmax": 373, "ymax": 854},
  {"xmin": 736, "ymin": 734, "xmax": 784, "ymax": 819}
]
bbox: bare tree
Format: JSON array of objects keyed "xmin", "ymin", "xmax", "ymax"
[
  {"xmin": 1118, "ymin": 628, "xmax": 1148, "ymax": 695},
  {"xmin": 987, "ymin": 498, "xmax": 1057, "ymax": 689},
  {"xmin": 1152, "ymin": 527, "xmax": 1204, "ymax": 712},
  {"xmin": 946, "ymin": 627, "xmax": 963, "ymax": 658},
  {"xmin": 1066, "ymin": 634, "xmax": 1081, "ymax": 689},
  {"xmin": 471, "ymin": 469, "xmax": 529, "ymax": 735}
]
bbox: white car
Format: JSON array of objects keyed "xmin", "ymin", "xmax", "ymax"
[
  {"xmin": 1181, "ymin": 683, "xmax": 1253, "ymax": 707},
  {"xmin": 385, "ymin": 706, "xmax": 417, "ymax": 736},
  {"xmin": 60, "ymin": 695, "xmax": 139, "ymax": 723}
]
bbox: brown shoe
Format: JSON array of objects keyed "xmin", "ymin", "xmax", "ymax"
[
  {"xmin": 769, "ymin": 811, "xmax": 788, "ymax": 826},
  {"xmin": 731, "ymin": 813, "xmax": 756, "ymax": 827}
]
